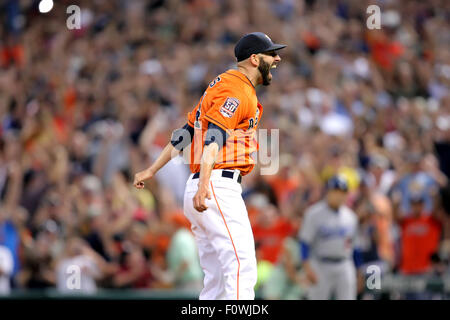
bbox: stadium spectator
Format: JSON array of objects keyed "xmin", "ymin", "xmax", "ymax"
[
  {"xmin": 165, "ymin": 214, "xmax": 203, "ymax": 291},
  {"xmin": 396, "ymin": 194, "xmax": 443, "ymax": 275},
  {"xmin": 0, "ymin": 244, "xmax": 13, "ymax": 295},
  {"xmin": 56, "ymin": 237, "xmax": 117, "ymax": 294},
  {"xmin": 260, "ymin": 237, "xmax": 307, "ymax": 300}
]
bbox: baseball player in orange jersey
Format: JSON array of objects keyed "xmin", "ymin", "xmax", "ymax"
[{"xmin": 134, "ymin": 32, "xmax": 286, "ymax": 300}]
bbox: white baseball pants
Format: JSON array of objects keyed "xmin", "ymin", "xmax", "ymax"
[
  {"xmin": 308, "ymin": 258, "xmax": 356, "ymax": 300},
  {"xmin": 183, "ymin": 169, "xmax": 257, "ymax": 300}
]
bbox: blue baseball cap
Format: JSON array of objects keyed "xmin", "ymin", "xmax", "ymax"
[
  {"xmin": 234, "ymin": 32, "xmax": 287, "ymax": 62},
  {"xmin": 326, "ymin": 175, "xmax": 349, "ymax": 192}
]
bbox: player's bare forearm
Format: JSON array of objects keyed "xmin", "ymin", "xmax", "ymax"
[
  {"xmin": 133, "ymin": 142, "xmax": 181, "ymax": 189},
  {"xmin": 193, "ymin": 142, "xmax": 219, "ymax": 212},
  {"xmin": 150, "ymin": 142, "xmax": 182, "ymax": 173},
  {"xmin": 198, "ymin": 142, "xmax": 219, "ymax": 188}
]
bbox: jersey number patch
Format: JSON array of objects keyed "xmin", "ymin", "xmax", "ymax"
[
  {"xmin": 209, "ymin": 76, "xmax": 221, "ymax": 88},
  {"xmin": 220, "ymin": 97, "xmax": 240, "ymax": 118},
  {"xmin": 248, "ymin": 108, "xmax": 260, "ymax": 129}
]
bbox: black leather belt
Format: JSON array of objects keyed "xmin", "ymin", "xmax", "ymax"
[
  {"xmin": 318, "ymin": 257, "xmax": 347, "ymax": 263},
  {"xmin": 192, "ymin": 170, "xmax": 242, "ymax": 184}
]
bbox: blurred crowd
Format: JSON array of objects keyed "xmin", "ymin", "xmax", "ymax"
[{"xmin": 0, "ymin": 0, "xmax": 449, "ymax": 299}]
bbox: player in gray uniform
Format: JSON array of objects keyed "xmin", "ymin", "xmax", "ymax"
[{"xmin": 299, "ymin": 176, "xmax": 362, "ymax": 300}]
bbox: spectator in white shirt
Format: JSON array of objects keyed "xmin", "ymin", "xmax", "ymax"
[
  {"xmin": 56, "ymin": 237, "xmax": 117, "ymax": 294},
  {"xmin": 0, "ymin": 245, "xmax": 13, "ymax": 295}
]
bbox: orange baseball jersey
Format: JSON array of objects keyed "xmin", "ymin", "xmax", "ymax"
[{"xmin": 186, "ymin": 69, "xmax": 263, "ymax": 176}]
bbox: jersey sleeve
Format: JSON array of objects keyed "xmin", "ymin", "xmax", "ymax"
[
  {"xmin": 299, "ymin": 208, "xmax": 316, "ymax": 244},
  {"xmin": 187, "ymin": 94, "xmax": 204, "ymax": 128},
  {"xmin": 204, "ymin": 86, "xmax": 247, "ymax": 132},
  {"xmin": 171, "ymin": 123, "xmax": 194, "ymax": 151},
  {"xmin": 187, "ymin": 108, "xmax": 197, "ymax": 128}
]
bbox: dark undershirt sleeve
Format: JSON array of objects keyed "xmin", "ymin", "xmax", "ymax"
[
  {"xmin": 204, "ymin": 122, "xmax": 229, "ymax": 149},
  {"xmin": 170, "ymin": 123, "xmax": 194, "ymax": 151}
]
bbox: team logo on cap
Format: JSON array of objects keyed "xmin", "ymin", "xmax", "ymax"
[{"xmin": 220, "ymin": 97, "xmax": 240, "ymax": 118}]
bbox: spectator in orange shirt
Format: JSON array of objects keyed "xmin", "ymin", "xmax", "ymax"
[
  {"xmin": 398, "ymin": 194, "xmax": 442, "ymax": 275},
  {"xmin": 252, "ymin": 203, "xmax": 296, "ymax": 264},
  {"xmin": 266, "ymin": 154, "xmax": 299, "ymax": 206}
]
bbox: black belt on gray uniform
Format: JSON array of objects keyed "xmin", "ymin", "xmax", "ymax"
[
  {"xmin": 318, "ymin": 257, "xmax": 347, "ymax": 263},
  {"xmin": 192, "ymin": 170, "xmax": 242, "ymax": 184}
]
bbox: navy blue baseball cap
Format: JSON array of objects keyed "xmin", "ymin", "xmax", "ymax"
[
  {"xmin": 234, "ymin": 32, "xmax": 287, "ymax": 62},
  {"xmin": 326, "ymin": 175, "xmax": 349, "ymax": 192}
]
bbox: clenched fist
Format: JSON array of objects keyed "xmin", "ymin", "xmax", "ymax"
[
  {"xmin": 193, "ymin": 184, "xmax": 212, "ymax": 212},
  {"xmin": 133, "ymin": 168, "xmax": 154, "ymax": 189}
]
